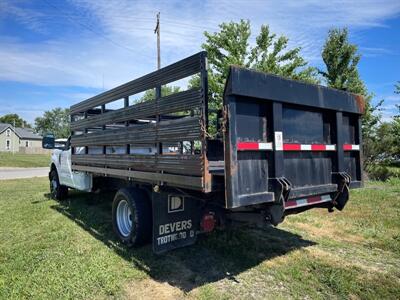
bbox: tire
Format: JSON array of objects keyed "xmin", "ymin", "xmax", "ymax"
[
  {"xmin": 112, "ymin": 187, "xmax": 152, "ymax": 247},
  {"xmin": 50, "ymin": 169, "xmax": 68, "ymax": 200}
]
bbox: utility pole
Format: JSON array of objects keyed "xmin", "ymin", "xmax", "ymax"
[{"xmin": 154, "ymin": 12, "xmax": 160, "ymax": 70}]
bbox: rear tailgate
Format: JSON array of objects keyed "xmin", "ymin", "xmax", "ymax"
[{"xmin": 223, "ymin": 67, "xmax": 364, "ymax": 209}]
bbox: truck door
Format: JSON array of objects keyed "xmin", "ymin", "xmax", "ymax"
[{"xmin": 59, "ymin": 148, "xmax": 73, "ymax": 187}]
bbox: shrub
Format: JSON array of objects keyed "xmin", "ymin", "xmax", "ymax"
[{"xmin": 367, "ymin": 164, "xmax": 400, "ymax": 181}]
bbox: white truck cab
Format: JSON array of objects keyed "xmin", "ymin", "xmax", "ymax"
[{"xmin": 46, "ymin": 136, "xmax": 92, "ymax": 199}]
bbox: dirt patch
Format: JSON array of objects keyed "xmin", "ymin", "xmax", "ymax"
[{"xmin": 123, "ymin": 279, "xmax": 185, "ymax": 300}]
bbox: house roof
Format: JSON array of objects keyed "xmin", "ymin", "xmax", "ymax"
[
  {"xmin": 0, "ymin": 123, "xmax": 9, "ymax": 133},
  {"xmin": 0, "ymin": 123, "xmax": 11, "ymax": 135},
  {"xmin": 0, "ymin": 123, "xmax": 42, "ymax": 140}
]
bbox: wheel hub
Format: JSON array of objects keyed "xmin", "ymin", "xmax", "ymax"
[{"xmin": 116, "ymin": 199, "xmax": 132, "ymax": 237}]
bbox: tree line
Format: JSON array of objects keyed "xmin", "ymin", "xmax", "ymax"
[
  {"xmin": 0, "ymin": 108, "xmax": 70, "ymax": 139},
  {"xmin": 1, "ymin": 20, "xmax": 398, "ymax": 177},
  {"xmin": 198, "ymin": 21, "xmax": 399, "ymax": 178}
]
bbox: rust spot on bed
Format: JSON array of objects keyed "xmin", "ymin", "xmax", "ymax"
[{"xmin": 354, "ymin": 94, "xmax": 366, "ymax": 114}]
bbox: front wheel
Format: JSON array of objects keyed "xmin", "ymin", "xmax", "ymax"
[
  {"xmin": 112, "ymin": 187, "xmax": 152, "ymax": 247},
  {"xmin": 50, "ymin": 170, "xmax": 68, "ymax": 200}
]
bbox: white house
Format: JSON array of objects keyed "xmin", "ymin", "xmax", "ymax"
[{"xmin": 0, "ymin": 123, "xmax": 43, "ymax": 153}]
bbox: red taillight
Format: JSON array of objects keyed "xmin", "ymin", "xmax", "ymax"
[{"xmin": 200, "ymin": 212, "xmax": 216, "ymax": 233}]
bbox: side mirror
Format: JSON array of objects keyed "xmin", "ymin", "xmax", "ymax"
[{"xmin": 42, "ymin": 133, "xmax": 55, "ymax": 149}]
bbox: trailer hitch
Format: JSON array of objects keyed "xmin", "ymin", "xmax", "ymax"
[
  {"xmin": 332, "ymin": 172, "xmax": 351, "ymax": 211},
  {"xmin": 266, "ymin": 177, "xmax": 292, "ymax": 225}
]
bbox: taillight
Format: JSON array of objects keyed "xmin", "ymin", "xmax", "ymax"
[{"xmin": 200, "ymin": 212, "xmax": 216, "ymax": 233}]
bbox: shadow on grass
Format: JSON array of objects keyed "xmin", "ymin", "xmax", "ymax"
[
  {"xmin": 50, "ymin": 190, "xmax": 316, "ymax": 292},
  {"xmin": 31, "ymin": 193, "xmax": 53, "ymax": 204}
]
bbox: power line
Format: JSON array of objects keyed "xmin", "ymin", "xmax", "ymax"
[
  {"xmin": 42, "ymin": 0, "xmax": 147, "ymax": 56},
  {"xmin": 38, "ymin": 8, "xmax": 220, "ymax": 34},
  {"xmin": 40, "ymin": 1, "xmax": 221, "ymax": 40}
]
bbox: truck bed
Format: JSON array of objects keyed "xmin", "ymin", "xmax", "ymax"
[
  {"xmin": 70, "ymin": 52, "xmax": 210, "ymax": 191},
  {"xmin": 70, "ymin": 51, "xmax": 364, "ymax": 210}
]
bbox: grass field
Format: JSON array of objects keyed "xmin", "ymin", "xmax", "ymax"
[
  {"xmin": 0, "ymin": 177, "xmax": 399, "ymax": 299},
  {"xmin": 0, "ymin": 152, "xmax": 50, "ymax": 168}
]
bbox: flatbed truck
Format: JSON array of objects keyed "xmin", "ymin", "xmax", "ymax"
[{"xmin": 43, "ymin": 52, "xmax": 364, "ymax": 253}]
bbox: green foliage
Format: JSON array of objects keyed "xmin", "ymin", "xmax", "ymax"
[
  {"xmin": 198, "ymin": 20, "xmax": 318, "ymax": 137},
  {"xmin": 364, "ymin": 82, "xmax": 400, "ymax": 172},
  {"xmin": 364, "ymin": 121, "xmax": 395, "ymax": 164},
  {"xmin": 319, "ymin": 28, "xmax": 384, "ymax": 167},
  {"xmin": 249, "ymin": 25, "xmax": 318, "ymax": 83},
  {"xmin": 367, "ymin": 164, "xmax": 392, "ymax": 181},
  {"xmin": 34, "ymin": 107, "xmax": 70, "ymax": 138},
  {"xmin": 138, "ymin": 86, "xmax": 180, "ymax": 103},
  {"xmin": 202, "ymin": 20, "xmax": 318, "ymax": 110},
  {"xmin": 319, "ymin": 28, "xmax": 364, "ymax": 94},
  {"xmin": 364, "ymin": 82, "xmax": 400, "ymax": 179},
  {"xmin": 390, "ymin": 85, "xmax": 400, "ymax": 160},
  {"xmin": 366, "ymin": 163, "xmax": 400, "ymax": 181},
  {"xmin": 0, "ymin": 113, "xmax": 31, "ymax": 128}
]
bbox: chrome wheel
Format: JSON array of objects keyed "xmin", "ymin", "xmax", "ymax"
[{"xmin": 116, "ymin": 199, "xmax": 133, "ymax": 237}]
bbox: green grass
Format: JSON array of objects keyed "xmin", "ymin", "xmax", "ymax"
[
  {"xmin": 387, "ymin": 166, "xmax": 400, "ymax": 178},
  {"xmin": 0, "ymin": 178, "xmax": 399, "ymax": 299},
  {"xmin": 0, "ymin": 152, "xmax": 50, "ymax": 168}
]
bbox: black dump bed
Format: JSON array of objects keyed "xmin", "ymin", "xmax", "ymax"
[
  {"xmin": 222, "ymin": 67, "xmax": 364, "ymax": 209},
  {"xmin": 69, "ymin": 52, "xmax": 364, "ymax": 210}
]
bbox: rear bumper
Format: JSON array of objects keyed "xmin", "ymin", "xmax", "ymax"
[
  {"xmin": 285, "ymin": 194, "xmax": 332, "ymax": 210},
  {"xmin": 288, "ymin": 184, "xmax": 337, "ymax": 200}
]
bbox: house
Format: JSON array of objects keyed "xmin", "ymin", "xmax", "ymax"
[{"xmin": 0, "ymin": 123, "xmax": 44, "ymax": 153}]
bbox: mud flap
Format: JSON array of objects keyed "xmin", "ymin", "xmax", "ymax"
[
  {"xmin": 334, "ymin": 186, "xmax": 349, "ymax": 210},
  {"xmin": 266, "ymin": 177, "xmax": 291, "ymax": 225},
  {"xmin": 332, "ymin": 172, "xmax": 351, "ymax": 211},
  {"xmin": 152, "ymin": 192, "xmax": 201, "ymax": 254}
]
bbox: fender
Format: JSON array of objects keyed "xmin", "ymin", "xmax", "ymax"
[{"xmin": 49, "ymin": 148, "xmax": 92, "ymax": 192}]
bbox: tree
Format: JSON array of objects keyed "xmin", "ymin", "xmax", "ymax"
[
  {"xmin": 190, "ymin": 20, "xmax": 318, "ymax": 137},
  {"xmin": 200, "ymin": 20, "xmax": 318, "ymax": 111},
  {"xmin": 319, "ymin": 28, "xmax": 365, "ymax": 93},
  {"xmin": 363, "ymin": 82, "xmax": 400, "ymax": 177},
  {"xmin": 319, "ymin": 28, "xmax": 382, "ymax": 167},
  {"xmin": 390, "ymin": 82, "xmax": 400, "ymax": 160},
  {"xmin": 35, "ymin": 108, "xmax": 70, "ymax": 138},
  {"xmin": 0, "ymin": 114, "xmax": 31, "ymax": 128},
  {"xmin": 138, "ymin": 86, "xmax": 180, "ymax": 103}
]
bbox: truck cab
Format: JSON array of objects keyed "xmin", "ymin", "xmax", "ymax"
[{"xmin": 43, "ymin": 135, "xmax": 92, "ymax": 199}]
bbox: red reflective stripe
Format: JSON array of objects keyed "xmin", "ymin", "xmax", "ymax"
[
  {"xmin": 343, "ymin": 144, "xmax": 352, "ymax": 150},
  {"xmin": 284, "ymin": 144, "xmax": 336, "ymax": 151},
  {"xmin": 285, "ymin": 200, "xmax": 297, "ymax": 208},
  {"xmin": 307, "ymin": 196, "xmax": 322, "ymax": 203},
  {"xmin": 237, "ymin": 142, "xmax": 259, "ymax": 150},
  {"xmin": 283, "ymin": 144, "xmax": 301, "ymax": 151},
  {"xmin": 311, "ymin": 144, "xmax": 326, "ymax": 151}
]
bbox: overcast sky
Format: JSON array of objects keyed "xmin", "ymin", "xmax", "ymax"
[{"xmin": 0, "ymin": 0, "xmax": 399, "ymax": 123}]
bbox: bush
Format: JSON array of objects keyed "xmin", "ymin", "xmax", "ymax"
[
  {"xmin": 367, "ymin": 165, "xmax": 391, "ymax": 181},
  {"xmin": 367, "ymin": 164, "xmax": 400, "ymax": 181}
]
